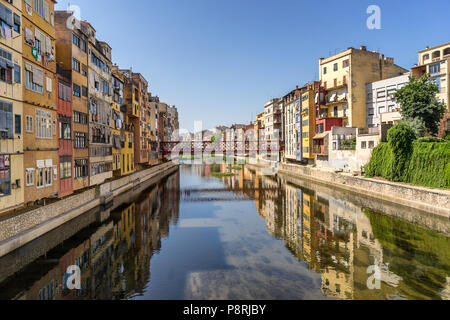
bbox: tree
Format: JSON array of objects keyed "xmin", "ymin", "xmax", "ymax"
[
  {"xmin": 394, "ymin": 74, "xmax": 446, "ymax": 136},
  {"xmin": 399, "ymin": 117, "xmax": 427, "ymax": 138}
]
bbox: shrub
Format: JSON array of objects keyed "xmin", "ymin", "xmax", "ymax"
[{"xmin": 387, "ymin": 123, "xmax": 416, "ymax": 181}]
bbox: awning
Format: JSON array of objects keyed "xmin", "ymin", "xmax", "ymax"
[{"xmin": 313, "ymin": 132, "xmax": 329, "ymax": 140}]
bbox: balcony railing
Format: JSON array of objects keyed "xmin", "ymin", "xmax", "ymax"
[{"xmin": 312, "ymin": 145, "xmax": 327, "ymax": 155}]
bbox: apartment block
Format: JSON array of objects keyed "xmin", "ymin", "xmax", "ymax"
[
  {"xmin": 56, "ymin": 73, "xmax": 73, "ymax": 198},
  {"xmin": 411, "ymin": 42, "xmax": 450, "ymax": 135},
  {"xmin": 120, "ymin": 69, "xmax": 149, "ymax": 169},
  {"xmin": 319, "ymin": 46, "xmax": 407, "ymax": 129},
  {"xmin": 300, "ymin": 82, "xmax": 318, "ymax": 162},
  {"xmin": 0, "ymin": 0, "xmax": 24, "ymax": 213},
  {"xmin": 22, "ymin": 0, "xmax": 59, "ymax": 204},
  {"xmin": 148, "ymin": 94, "xmax": 160, "ymax": 165},
  {"xmin": 82, "ymin": 21, "xmax": 113, "ymax": 186},
  {"xmin": 366, "ymin": 74, "xmax": 409, "ymax": 128},
  {"xmin": 111, "ymin": 66, "xmax": 134, "ymax": 177},
  {"xmin": 55, "ymin": 11, "xmax": 90, "ymax": 191},
  {"xmin": 282, "ymin": 88, "xmax": 299, "ymax": 161}
]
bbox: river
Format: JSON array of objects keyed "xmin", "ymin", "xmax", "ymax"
[{"xmin": 0, "ymin": 163, "xmax": 448, "ymax": 300}]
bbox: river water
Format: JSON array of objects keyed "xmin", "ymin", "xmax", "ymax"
[{"xmin": 0, "ymin": 163, "xmax": 449, "ymax": 300}]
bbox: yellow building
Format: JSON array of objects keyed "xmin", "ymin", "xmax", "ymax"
[
  {"xmin": 319, "ymin": 46, "xmax": 407, "ymax": 128},
  {"xmin": 412, "ymin": 42, "xmax": 450, "ymax": 136},
  {"xmin": 0, "ymin": 0, "xmax": 24, "ymax": 213},
  {"xmin": 300, "ymin": 83, "xmax": 317, "ymax": 162},
  {"xmin": 22, "ymin": 0, "xmax": 59, "ymax": 205},
  {"xmin": 111, "ymin": 67, "xmax": 134, "ymax": 177}
]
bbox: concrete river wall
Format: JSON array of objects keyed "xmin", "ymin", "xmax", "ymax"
[{"xmin": 0, "ymin": 162, "xmax": 179, "ymax": 259}]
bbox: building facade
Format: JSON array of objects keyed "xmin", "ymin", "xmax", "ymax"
[
  {"xmin": 300, "ymin": 82, "xmax": 318, "ymax": 162},
  {"xmin": 22, "ymin": 0, "xmax": 59, "ymax": 204},
  {"xmin": 56, "ymin": 73, "xmax": 73, "ymax": 198},
  {"xmin": 55, "ymin": 11, "xmax": 90, "ymax": 191},
  {"xmin": 319, "ymin": 46, "xmax": 407, "ymax": 129},
  {"xmin": 82, "ymin": 21, "xmax": 113, "ymax": 186},
  {"xmin": 147, "ymin": 94, "xmax": 160, "ymax": 165},
  {"xmin": 282, "ymin": 89, "xmax": 298, "ymax": 161},
  {"xmin": 0, "ymin": 0, "xmax": 24, "ymax": 213},
  {"xmin": 412, "ymin": 42, "xmax": 450, "ymax": 136},
  {"xmin": 366, "ymin": 74, "xmax": 409, "ymax": 128}
]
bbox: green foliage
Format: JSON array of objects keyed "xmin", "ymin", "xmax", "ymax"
[
  {"xmin": 400, "ymin": 117, "xmax": 427, "ymax": 138},
  {"xmin": 365, "ymin": 123, "xmax": 450, "ymax": 188},
  {"xmin": 387, "ymin": 123, "xmax": 416, "ymax": 181},
  {"xmin": 394, "ymin": 74, "xmax": 446, "ymax": 136}
]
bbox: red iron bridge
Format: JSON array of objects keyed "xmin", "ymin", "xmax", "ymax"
[{"xmin": 159, "ymin": 141, "xmax": 283, "ymax": 156}]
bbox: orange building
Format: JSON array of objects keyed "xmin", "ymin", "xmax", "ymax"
[
  {"xmin": 55, "ymin": 11, "xmax": 90, "ymax": 191},
  {"xmin": 22, "ymin": 0, "xmax": 59, "ymax": 204}
]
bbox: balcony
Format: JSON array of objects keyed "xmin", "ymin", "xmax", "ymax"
[{"xmin": 312, "ymin": 145, "xmax": 328, "ymax": 156}]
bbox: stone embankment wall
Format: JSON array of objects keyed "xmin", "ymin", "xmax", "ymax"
[
  {"xmin": 0, "ymin": 162, "xmax": 178, "ymax": 257},
  {"xmin": 277, "ymin": 163, "xmax": 450, "ymax": 219}
]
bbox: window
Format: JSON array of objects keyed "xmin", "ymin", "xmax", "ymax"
[
  {"xmin": 74, "ymin": 132, "xmax": 87, "ymax": 149},
  {"xmin": 72, "ymin": 33, "xmax": 80, "ymax": 47},
  {"xmin": 333, "ymin": 63, "xmax": 338, "ymax": 71},
  {"xmin": 323, "ymin": 67, "xmax": 327, "ymax": 75},
  {"xmin": 25, "ymin": 64, "xmax": 44, "ymax": 93},
  {"xmin": 60, "ymin": 157, "xmax": 72, "ymax": 179},
  {"xmin": 72, "ymin": 59, "xmax": 80, "ymax": 73},
  {"xmin": 369, "ymin": 141, "xmax": 375, "ymax": 149},
  {"xmin": 59, "ymin": 116, "xmax": 71, "ymax": 140},
  {"xmin": 102, "ymin": 80, "xmax": 109, "ymax": 95},
  {"xmin": 74, "ymin": 159, "xmax": 88, "ymax": 179},
  {"xmin": 58, "ymin": 81, "xmax": 71, "ymax": 101},
  {"xmin": 35, "ymin": 109, "xmax": 52, "ymax": 139},
  {"xmin": 80, "ymin": 39, "xmax": 86, "ymax": 52},
  {"xmin": 13, "ymin": 65, "xmax": 20, "ymax": 83},
  {"xmin": 73, "ymin": 84, "xmax": 81, "ymax": 97},
  {"xmin": 377, "ymin": 90, "xmax": 386, "ymax": 98},
  {"xmin": 26, "ymin": 168, "xmax": 34, "ymax": 186},
  {"xmin": 334, "ymin": 106, "xmax": 338, "ymax": 117},
  {"xmin": 0, "ymin": 155, "xmax": 11, "ymax": 197},
  {"xmin": 0, "ymin": 48, "xmax": 13, "ymax": 84},
  {"xmin": 26, "ymin": 115, "xmax": 33, "ymax": 133},
  {"xmin": 431, "ymin": 77, "xmax": 441, "ymax": 92},
  {"xmin": 73, "ymin": 111, "xmax": 88, "ymax": 124},
  {"xmin": 0, "ymin": 100, "xmax": 13, "ymax": 138},
  {"xmin": 14, "ymin": 114, "xmax": 21, "ymax": 134},
  {"xmin": 343, "ymin": 59, "xmax": 349, "ymax": 68},
  {"xmin": 361, "ymin": 141, "xmax": 367, "ymax": 149},
  {"xmin": 81, "ymin": 64, "xmax": 87, "ymax": 76},
  {"xmin": 82, "ymin": 85, "xmax": 88, "ymax": 97},
  {"xmin": 429, "ymin": 63, "xmax": 440, "ymax": 75}
]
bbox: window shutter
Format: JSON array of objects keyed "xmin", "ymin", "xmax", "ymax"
[
  {"xmin": 46, "ymin": 77, "xmax": 52, "ymax": 92},
  {"xmin": 43, "ymin": 1, "xmax": 49, "ymax": 22}
]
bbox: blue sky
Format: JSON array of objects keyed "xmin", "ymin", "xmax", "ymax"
[{"xmin": 55, "ymin": 0, "xmax": 450, "ymax": 131}]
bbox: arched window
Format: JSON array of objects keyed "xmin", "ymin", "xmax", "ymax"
[
  {"xmin": 443, "ymin": 47, "xmax": 450, "ymax": 57},
  {"xmin": 432, "ymin": 51, "xmax": 441, "ymax": 59}
]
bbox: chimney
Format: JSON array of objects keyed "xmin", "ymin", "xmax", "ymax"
[
  {"xmin": 426, "ymin": 46, "xmax": 430, "ymax": 49},
  {"xmin": 360, "ymin": 46, "xmax": 367, "ymax": 51}
]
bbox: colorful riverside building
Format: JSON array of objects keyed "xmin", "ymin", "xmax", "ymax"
[
  {"xmin": 81, "ymin": 21, "xmax": 113, "ymax": 186},
  {"xmin": 111, "ymin": 66, "xmax": 134, "ymax": 177},
  {"xmin": 313, "ymin": 46, "xmax": 407, "ymax": 160},
  {"xmin": 119, "ymin": 69, "xmax": 149, "ymax": 169},
  {"xmin": 300, "ymin": 82, "xmax": 318, "ymax": 163},
  {"xmin": 147, "ymin": 94, "xmax": 161, "ymax": 165},
  {"xmin": 0, "ymin": 0, "xmax": 24, "ymax": 213},
  {"xmin": 22, "ymin": 0, "xmax": 59, "ymax": 204},
  {"xmin": 55, "ymin": 11, "xmax": 90, "ymax": 191},
  {"xmin": 56, "ymin": 72, "xmax": 73, "ymax": 198},
  {"xmin": 411, "ymin": 42, "xmax": 450, "ymax": 136}
]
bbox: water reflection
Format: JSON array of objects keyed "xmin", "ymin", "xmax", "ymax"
[{"xmin": 0, "ymin": 164, "xmax": 448, "ymax": 300}]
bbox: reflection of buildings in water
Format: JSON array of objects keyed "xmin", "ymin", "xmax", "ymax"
[
  {"xmin": 3, "ymin": 172, "xmax": 181, "ymax": 300},
  {"xmin": 283, "ymin": 183, "xmax": 302, "ymax": 259}
]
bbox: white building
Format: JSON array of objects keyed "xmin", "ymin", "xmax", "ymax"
[{"xmin": 366, "ymin": 74, "xmax": 409, "ymax": 128}]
